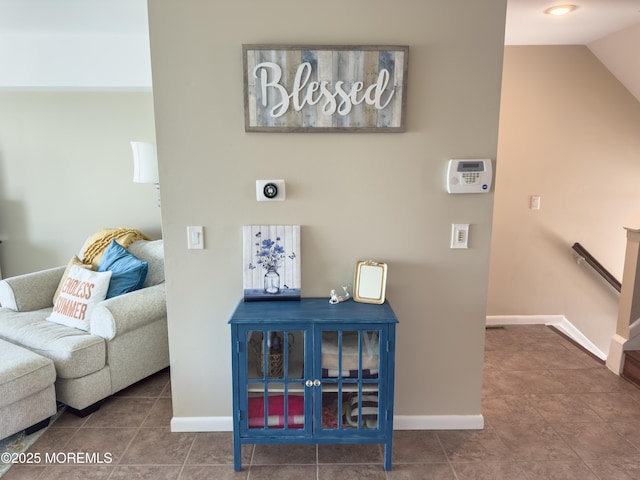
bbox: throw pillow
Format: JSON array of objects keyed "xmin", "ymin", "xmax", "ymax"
[
  {"xmin": 47, "ymin": 265, "xmax": 112, "ymax": 331},
  {"xmin": 53, "ymin": 256, "xmax": 94, "ymax": 305},
  {"xmin": 80, "ymin": 228, "xmax": 152, "ymax": 267},
  {"xmin": 127, "ymin": 239, "xmax": 165, "ymax": 287},
  {"xmin": 97, "ymin": 239, "xmax": 148, "ymax": 298}
]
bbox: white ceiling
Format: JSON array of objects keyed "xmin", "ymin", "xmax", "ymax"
[
  {"xmin": 0, "ymin": 0, "xmax": 639, "ymax": 100},
  {"xmin": 0, "ymin": 0, "xmax": 151, "ymax": 89},
  {"xmin": 505, "ymin": 0, "xmax": 640, "ymax": 45},
  {"xmin": 0, "ymin": 0, "xmax": 148, "ymax": 36},
  {"xmin": 1, "ymin": 0, "xmax": 639, "ymax": 45}
]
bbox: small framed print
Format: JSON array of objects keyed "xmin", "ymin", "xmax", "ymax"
[
  {"xmin": 243, "ymin": 225, "xmax": 301, "ymax": 301},
  {"xmin": 353, "ymin": 260, "xmax": 387, "ymax": 304}
]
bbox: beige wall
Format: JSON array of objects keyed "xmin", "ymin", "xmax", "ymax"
[
  {"xmin": 488, "ymin": 46, "xmax": 640, "ymax": 355},
  {"xmin": 149, "ymin": 0, "xmax": 506, "ymax": 422},
  {"xmin": 0, "ymin": 92, "xmax": 160, "ymax": 277}
]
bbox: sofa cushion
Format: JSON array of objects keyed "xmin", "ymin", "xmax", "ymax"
[
  {"xmin": 97, "ymin": 239, "xmax": 148, "ymax": 298},
  {"xmin": 0, "ymin": 307, "xmax": 106, "ymax": 379},
  {"xmin": 0, "ymin": 338, "xmax": 56, "ymax": 410},
  {"xmin": 47, "ymin": 266, "xmax": 111, "ymax": 332},
  {"xmin": 127, "ymin": 240, "xmax": 165, "ymax": 287}
]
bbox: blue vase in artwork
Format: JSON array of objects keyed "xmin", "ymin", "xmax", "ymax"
[{"xmin": 264, "ymin": 268, "xmax": 280, "ymax": 294}]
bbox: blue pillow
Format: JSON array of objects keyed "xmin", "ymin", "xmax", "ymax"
[{"xmin": 97, "ymin": 239, "xmax": 148, "ymax": 298}]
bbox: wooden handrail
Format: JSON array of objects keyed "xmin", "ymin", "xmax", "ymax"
[{"xmin": 572, "ymin": 242, "xmax": 621, "ymax": 293}]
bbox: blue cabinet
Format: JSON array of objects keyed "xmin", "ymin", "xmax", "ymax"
[{"xmin": 229, "ymin": 298, "xmax": 398, "ymax": 471}]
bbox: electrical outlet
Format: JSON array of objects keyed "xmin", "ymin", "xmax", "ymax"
[{"xmin": 451, "ymin": 224, "xmax": 469, "ymax": 249}]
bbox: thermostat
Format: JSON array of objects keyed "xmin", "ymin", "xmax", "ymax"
[
  {"xmin": 256, "ymin": 179, "xmax": 286, "ymax": 201},
  {"xmin": 263, "ymin": 183, "xmax": 278, "ymax": 198},
  {"xmin": 446, "ymin": 159, "xmax": 493, "ymax": 194}
]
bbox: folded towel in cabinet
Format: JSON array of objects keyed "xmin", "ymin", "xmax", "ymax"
[
  {"xmin": 248, "ymin": 414, "xmax": 305, "ymax": 428},
  {"xmin": 345, "ymin": 393, "xmax": 379, "ymax": 429},
  {"xmin": 322, "ymin": 368, "xmax": 379, "ymax": 378},
  {"xmin": 321, "ymin": 331, "xmax": 379, "ymax": 371},
  {"xmin": 248, "ymin": 395, "xmax": 305, "ymax": 428}
]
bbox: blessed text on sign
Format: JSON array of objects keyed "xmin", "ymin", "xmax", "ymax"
[{"xmin": 243, "ymin": 45, "xmax": 409, "ymax": 132}]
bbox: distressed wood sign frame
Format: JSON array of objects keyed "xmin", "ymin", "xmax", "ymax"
[{"xmin": 243, "ymin": 45, "xmax": 409, "ymax": 133}]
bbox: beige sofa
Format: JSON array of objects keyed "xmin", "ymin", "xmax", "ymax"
[
  {"xmin": 0, "ymin": 338, "xmax": 57, "ymax": 439},
  {"xmin": 0, "ymin": 238, "xmax": 169, "ymax": 416}
]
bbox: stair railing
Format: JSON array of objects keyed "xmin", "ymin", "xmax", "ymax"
[{"xmin": 572, "ymin": 242, "xmax": 621, "ymax": 293}]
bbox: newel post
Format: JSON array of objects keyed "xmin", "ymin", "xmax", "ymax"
[{"xmin": 607, "ymin": 214, "xmax": 640, "ymax": 374}]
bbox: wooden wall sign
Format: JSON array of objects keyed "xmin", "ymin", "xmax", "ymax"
[{"xmin": 243, "ymin": 45, "xmax": 409, "ymax": 133}]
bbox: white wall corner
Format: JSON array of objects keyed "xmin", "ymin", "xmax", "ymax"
[
  {"xmin": 606, "ymin": 334, "xmax": 626, "ymax": 375},
  {"xmin": 486, "ymin": 315, "xmax": 607, "ymax": 361}
]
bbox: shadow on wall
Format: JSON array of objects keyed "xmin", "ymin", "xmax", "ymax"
[
  {"xmin": 539, "ymin": 226, "xmax": 620, "ymax": 300},
  {"xmin": 0, "ymin": 150, "xmax": 56, "ymax": 278}
]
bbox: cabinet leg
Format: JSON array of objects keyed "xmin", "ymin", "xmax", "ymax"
[
  {"xmin": 233, "ymin": 438, "xmax": 241, "ymax": 471},
  {"xmin": 384, "ymin": 442, "xmax": 392, "ymax": 471}
]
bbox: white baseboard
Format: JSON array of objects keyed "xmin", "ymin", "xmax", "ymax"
[
  {"xmin": 486, "ymin": 315, "xmax": 606, "ymax": 361},
  {"xmin": 554, "ymin": 318, "xmax": 606, "ymax": 360},
  {"xmin": 625, "ymin": 318, "xmax": 640, "ymax": 350},
  {"xmin": 170, "ymin": 415, "xmax": 484, "ymax": 432},
  {"xmin": 486, "ymin": 314, "xmax": 564, "ymax": 326},
  {"xmin": 172, "ymin": 316, "xmax": 606, "ymax": 435},
  {"xmin": 394, "ymin": 415, "xmax": 484, "ymax": 430},
  {"xmin": 171, "ymin": 416, "xmax": 233, "ymax": 432}
]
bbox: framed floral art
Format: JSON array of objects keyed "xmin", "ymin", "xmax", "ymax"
[{"xmin": 243, "ymin": 225, "xmax": 301, "ymax": 301}]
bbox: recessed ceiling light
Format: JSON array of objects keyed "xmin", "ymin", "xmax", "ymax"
[{"xmin": 544, "ymin": 5, "xmax": 577, "ymax": 16}]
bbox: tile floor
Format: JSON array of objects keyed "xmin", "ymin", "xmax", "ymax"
[{"xmin": 5, "ymin": 325, "xmax": 640, "ymax": 479}]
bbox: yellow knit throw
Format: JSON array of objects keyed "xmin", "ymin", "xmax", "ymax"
[{"xmin": 82, "ymin": 228, "xmax": 152, "ymax": 268}]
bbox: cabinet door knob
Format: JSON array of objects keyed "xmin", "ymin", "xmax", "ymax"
[
  {"xmin": 305, "ymin": 380, "xmax": 313, "ymax": 387},
  {"xmin": 313, "ymin": 379, "xmax": 321, "ymax": 387}
]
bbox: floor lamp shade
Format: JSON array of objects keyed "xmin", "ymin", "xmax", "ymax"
[{"xmin": 131, "ymin": 141, "xmax": 159, "ymax": 184}]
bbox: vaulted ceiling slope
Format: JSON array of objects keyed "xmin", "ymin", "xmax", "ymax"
[
  {"xmin": 505, "ymin": 0, "xmax": 640, "ymax": 102},
  {"xmin": 587, "ymin": 23, "xmax": 640, "ymax": 103}
]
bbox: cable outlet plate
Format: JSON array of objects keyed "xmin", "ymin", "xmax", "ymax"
[{"xmin": 451, "ymin": 224, "xmax": 469, "ymax": 249}]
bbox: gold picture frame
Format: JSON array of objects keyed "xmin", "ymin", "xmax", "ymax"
[{"xmin": 353, "ymin": 260, "xmax": 387, "ymax": 304}]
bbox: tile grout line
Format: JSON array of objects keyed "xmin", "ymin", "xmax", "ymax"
[
  {"xmin": 176, "ymin": 426, "xmax": 198, "ymax": 480},
  {"xmin": 105, "ymin": 379, "xmax": 169, "ymax": 478},
  {"xmin": 433, "ymin": 431, "xmax": 460, "ymax": 480}
]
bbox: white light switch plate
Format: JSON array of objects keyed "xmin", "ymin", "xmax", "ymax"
[
  {"xmin": 530, "ymin": 195, "xmax": 541, "ymax": 210},
  {"xmin": 187, "ymin": 226, "xmax": 204, "ymax": 250}
]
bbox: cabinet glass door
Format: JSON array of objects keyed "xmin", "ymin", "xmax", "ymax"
[
  {"xmin": 243, "ymin": 327, "xmax": 310, "ymax": 434},
  {"xmin": 317, "ymin": 328, "xmax": 383, "ymax": 434}
]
